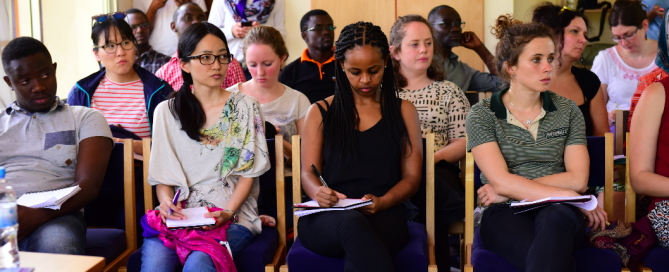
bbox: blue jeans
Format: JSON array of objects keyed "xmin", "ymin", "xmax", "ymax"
[
  {"xmin": 141, "ymin": 223, "xmax": 254, "ymax": 272},
  {"xmin": 18, "ymin": 212, "xmax": 86, "ymax": 255}
]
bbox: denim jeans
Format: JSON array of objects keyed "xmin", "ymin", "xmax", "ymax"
[
  {"xmin": 18, "ymin": 212, "xmax": 86, "ymax": 255},
  {"xmin": 141, "ymin": 223, "xmax": 254, "ymax": 272}
]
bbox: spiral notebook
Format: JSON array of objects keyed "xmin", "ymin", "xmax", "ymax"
[
  {"xmin": 16, "ymin": 185, "xmax": 80, "ymax": 210},
  {"xmin": 293, "ymin": 199, "xmax": 373, "ymax": 218}
]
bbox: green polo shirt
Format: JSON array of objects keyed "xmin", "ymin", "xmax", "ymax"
[{"xmin": 466, "ymin": 89, "xmax": 587, "ymax": 198}]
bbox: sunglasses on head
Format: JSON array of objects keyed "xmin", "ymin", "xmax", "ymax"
[{"xmin": 92, "ymin": 12, "xmax": 127, "ymax": 26}]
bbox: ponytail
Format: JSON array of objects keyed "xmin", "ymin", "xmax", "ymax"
[{"xmin": 168, "ymin": 71, "xmax": 206, "ymax": 141}]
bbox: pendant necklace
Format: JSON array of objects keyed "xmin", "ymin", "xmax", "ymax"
[{"xmin": 508, "ymin": 92, "xmax": 536, "ymax": 125}]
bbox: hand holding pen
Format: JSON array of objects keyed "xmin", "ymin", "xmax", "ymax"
[
  {"xmin": 311, "ymin": 164, "xmax": 346, "ymax": 207},
  {"xmin": 159, "ymin": 188, "xmax": 187, "ymax": 222}
]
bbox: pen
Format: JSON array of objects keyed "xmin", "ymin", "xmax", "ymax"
[
  {"xmin": 169, "ymin": 188, "xmax": 181, "ymax": 215},
  {"xmin": 311, "ymin": 164, "xmax": 328, "ymax": 188}
]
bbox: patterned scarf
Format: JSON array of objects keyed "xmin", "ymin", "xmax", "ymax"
[
  {"xmin": 225, "ymin": 0, "xmax": 275, "ymax": 24},
  {"xmin": 587, "ymin": 220, "xmax": 633, "ymax": 266}
]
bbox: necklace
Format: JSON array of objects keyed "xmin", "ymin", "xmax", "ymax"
[{"xmin": 508, "ymin": 92, "xmax": 541, "ymax": 125}]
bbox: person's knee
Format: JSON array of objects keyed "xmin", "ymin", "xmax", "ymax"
[
  {"xmin": 337, "ymin": 211, "xmax": 368, "ymax": 229},
  {"xmin": 141, "ymin": 237, "xmax": 180, "ymax": 272},
  {"xmin": 26, "ymin": 216, "xmax": 85, "ymax": 254},
  {"xmin": 183, "ymin": 251, "xmax": 216, "ymax": 272},
  {"xmin": 536, "ymin": 204, "xmax": 582, "ymax": 231}
]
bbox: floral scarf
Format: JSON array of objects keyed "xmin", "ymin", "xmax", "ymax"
[{"xmin": 225, "ymin": 0, "xmax": 275, "ymax": 24}]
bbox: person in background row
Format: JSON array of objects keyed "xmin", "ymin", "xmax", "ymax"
[
  {"xmin": 641, "ymin": 0, "xmax": 669, "ymax": 41},
  {"xmin": 155, "ymin": 2, "xmax": 246, "ymax": 91},
  {"xmin": 279, "ymin": 9, "xmax": 336, "ymax": 104},
  {"xmin": 467, "ymin": 15, "xmax": 608, "ymax": 272},
  {"xmin": 208, "ymin": 0, "xmax": 285, "ymax": 79},
  {"xmin": 125, "ymin": 8, "xmax": 172, "ymax": 74},
  {"xmin": 1, "ymin": 37, "xmax": 113, "ymax": 254},
  {"xmin": 68, "ymin": 13, "xmax": 174, "ymax": 154},
  {"xmin": 229, "ymin": 26, "xmax": 309, "ymax": 163},
  {"xmin": 592, "ymin": 0, "xmax": 658, "ymax": 127},
  {"xmin": 532, "ymin": 3, "xmax": 609, "ymax": 137},
  {"xmin": 428, "ymin": 5, "xmax": 504, "ymax": 93},
  {"xmin": 390, "ymin": 14, "xmax": 470, "ymax": 270},
  {"xmin": 133, "ymin": 0, "xmax": 208, "ymax": 56}
]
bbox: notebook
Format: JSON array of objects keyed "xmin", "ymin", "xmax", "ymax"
[
  {"xmin": 16, "ymin": 185, "xmax": 81, "ymax": 210},
  {"xmin": 166, "ymin": 207, "xmax": 217, "ymax": 229},
  {"xmin": 510, "ymin": 195, "xmax": 598, "ymax": 214},
  {"xmin": 293, "ymin": 199, "xmax": 373, "ymax": 218}
]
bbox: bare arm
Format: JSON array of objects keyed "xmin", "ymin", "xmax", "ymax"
[
  {"xmin": 461, "ymin": 32, "xmax": 497, "ymax": 75},
  {"xmin": 532, "ymin": 144, "xmax": 589, "ymax": 193},
  {"xmin": 435, "ymin": 138, "xmax": 466, "ymax": 163},
  {"xmin": 147, "ymin": 0, "xmax": 167, "ymax": 29},
  {"xmin": 472, "ymin": 141, "xmax": 583, "ymax": 201},
  {"xmin": 590, "ymin": 86, "xmax": 611, "ymax": 136},
  {"xmin": 18, "ymin": 137, "xmax": 113, "ymax": 241},
  {"xmin": 629, "ymin": 83, "xmax": 669, "ymax": 196}
]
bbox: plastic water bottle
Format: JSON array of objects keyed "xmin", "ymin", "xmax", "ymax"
[{"xmin": 0, "ymin": 167, "xmax": 19, "ymax": 268}]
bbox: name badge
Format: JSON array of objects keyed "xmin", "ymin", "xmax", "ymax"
[{"xmin": 544, "ymin": 127, "xmax": 568, "ymax": 139}]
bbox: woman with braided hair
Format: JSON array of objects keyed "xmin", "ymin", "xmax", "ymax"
[{"xmin": 296, "ymin": 21, "xmax": 423, "ymax": 271}]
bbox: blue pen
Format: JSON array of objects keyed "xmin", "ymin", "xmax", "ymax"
[{"xmin": 169, "ymin": 188, "xmax": 181, "ymax": 215}]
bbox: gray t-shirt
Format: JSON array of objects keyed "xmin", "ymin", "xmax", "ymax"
[
  {"xmin": 148, "ymin": 92, "xmax": 270, "ymax": 235},
  {"xmin": 0, "ymin": 98, "xmax": 113, "ymax": 197},
  {"xmin": 444, "ymin": 53, "xmax": 504, "ymax": 93},
  {"xmin": 228, "ymin": 83, "xmax": 310, "ymax": 142}
]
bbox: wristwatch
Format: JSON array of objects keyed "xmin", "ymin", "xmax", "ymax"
[{"xmin": 223, "ymin": 209, "xmax": 239, "ymax": 223}]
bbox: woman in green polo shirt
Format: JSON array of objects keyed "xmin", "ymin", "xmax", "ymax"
[{"xmin": 466, "ymin": 15, "xmax": 608, "ymax": 272}]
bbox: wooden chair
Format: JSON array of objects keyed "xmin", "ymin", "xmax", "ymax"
[
  {"xmin": 464, "ymin": 133, "xmax": 619, "ymax": 272},
  {"xmin": 282, "ymin": 134, "xmax": 437, "ymax": 272},
  {"xmin": 124, "ymin": 135, "xmax": 287, "ymax": 272},
  {"xmin": 614, "ymin": 110, "xmax": 630, "ymax": 155},
  {"xmin": 620, "ymin": 133, "xmax": 664, "ymax": 272},
  {"xmin": 85, "ymin": 139, "xmax": 137, "ymax": 272}
]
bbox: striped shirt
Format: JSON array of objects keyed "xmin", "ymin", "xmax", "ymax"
[
  {"xmin": 466, "ymin": 89, "xmax": 587, "ymax": 201},
  {"xmin": 91, "ymin": 76, "xmax": 151, "ymax": 138}
]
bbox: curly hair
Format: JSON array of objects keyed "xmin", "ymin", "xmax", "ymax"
[
  {"xmin": 532, "ymin": 2, "xmax": 589, "ymax": 66},
  {"xmin": 492, "ymin": 14, "xmax": 555, "ymax": 83},
  {"xmin": 389, "ymin": 14, "xmax": 445, "ymax": 88}
]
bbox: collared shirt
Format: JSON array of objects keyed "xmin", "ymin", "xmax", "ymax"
[
  {"xmin": 278, "ymin": 48, "xmax": 336, "ymax": 103},
  {"xmin": 137, "ymin": 47, "xmax": 172, "ymax": 74},
  {"xmin": 506, "ymin": 107, "xmax": 546, "ymax": 140},
  {"xmin": 444, "ymin": 53, "xmax": 504, "ymax": 93},
  {"xmin": 0, "ymin": 98, "xmax": 113, "ymax": 197},
  {"xmin": 155, "ymin": 52, "xmax": 246, "ymax": 91},
  {"xmin": 466, "ymin": 89, "xmax": 587, "ymax": 199}
]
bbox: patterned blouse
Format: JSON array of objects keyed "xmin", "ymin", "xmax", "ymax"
[
  {"xmin": 398, "ymin": 80, "xmax": 470, "ymax": 149},
  {"xmin": 148, "ymin": 91, "xmax": 270, "ymax": 235}
]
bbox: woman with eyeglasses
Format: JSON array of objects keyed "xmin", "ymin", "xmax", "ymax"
[
  {"xmin": 591, "ymin": 0, "xmax": 658, "ymax": 128},
  {"xmin": 67, "ymin": 12, "xmax": 174, "ymax": 154},
  {"xmin": 229, "ymin": 26, "xmax": 310, "ymax": 163},
  {"xmin": 141, "ymin": 22, "xmax": 269, "ymax": 272}
]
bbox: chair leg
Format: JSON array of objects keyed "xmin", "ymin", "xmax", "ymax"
[{"xmin": 280, "ymin": 264, "xmax": 289, "ymax": 272}]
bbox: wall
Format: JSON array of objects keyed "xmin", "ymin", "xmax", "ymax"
[
  {"xmin": 41, "ymin": 0, "xmax": 105, "ymax": 99},
  {"xmin": 284, "ymin": 0, "xmax": 310, "ymax": 64},
  {"xmin": 0, "ymin": 0, "xmax": 12, "ymax": 108}
]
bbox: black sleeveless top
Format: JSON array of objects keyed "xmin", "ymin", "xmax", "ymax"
[
  {"xmin": 315, "ymin": 101, "xmax": 402, "ymax": 202},
  {"xmin": 572, "ymin": 66, "xmax": 601, "ymax": 136}
]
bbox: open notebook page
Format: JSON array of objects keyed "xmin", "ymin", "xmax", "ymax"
[{"xmin": 166, "ymin": 207, "xmax": 216, "ymax": 229}]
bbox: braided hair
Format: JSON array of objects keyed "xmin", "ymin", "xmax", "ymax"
[{"xmin": 323, "ymin": 21, "xmax": 411, "ymax": 164}]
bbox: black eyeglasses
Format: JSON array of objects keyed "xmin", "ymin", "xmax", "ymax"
[
  {"xmin": 182, "ymin": 54, "xmax": 234, "ymax": 65},
  {"xmin": 304, "ymin": 25, "xmax": 337, "ymax": 32},
  {"xmin": 94, "ymin": 40, "xmax": 134, "ymax": 54},
  {"xmin": 432, "ymin": 21, "xmax": 465, "ymax": 30},
  {"xmin": 92, "ymin": 12, "xmax": 127, "ymax": 27},
  {"xmin": 130, "ymin": 22, "xmax": 149, "ymax": 31}
]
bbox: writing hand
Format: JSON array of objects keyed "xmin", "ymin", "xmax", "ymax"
[
  {"xmin": 315, "ymin": 186, "xmax": 346, "ymax": 208},
  {"xmin": 158, "ymin": 197, "xmax": 186, "ymax": 223}
]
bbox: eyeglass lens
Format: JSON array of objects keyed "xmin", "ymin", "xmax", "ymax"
[
  {"xmin": 101, "ymin": 40, "xmax": 134, "ymax": 54},
  {"xmin": 198, "ymin": 54, "xmax": 232, "ymax": 65}
]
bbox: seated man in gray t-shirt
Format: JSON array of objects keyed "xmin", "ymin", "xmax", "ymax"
[{"xmin": 1, "ymin": 37, "xmax": 113, "ymax": 254}]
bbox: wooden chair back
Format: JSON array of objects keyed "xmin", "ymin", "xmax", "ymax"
[{"xmin": 615, "ymin": 110, "xmax": 630, "ymax": 155}]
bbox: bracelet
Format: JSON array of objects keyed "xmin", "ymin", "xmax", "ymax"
[
  {"xmin": 223, "ymin": 209, "xmax": 239, "ymax": 223},
  {"xmin": 223, "ymin": 209, "xmax": 235, "ymax": 214}
]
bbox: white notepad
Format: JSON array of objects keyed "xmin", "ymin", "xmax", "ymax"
[
  {"xmin": 294, "ymin": 199, "xmax": 373, "ymax": 218},
  {"xmin": 17, "ymin": 185, "xmax": 81, "ymax": 210},
  {"xmin": 166, "ymin": 207, "xmax": 217, "ymax": 229},
  {"xmin": 510, "ymin": 195, "xmax": 598, "ymax": 212}
]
